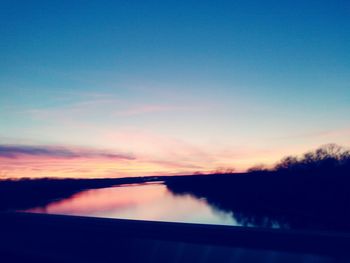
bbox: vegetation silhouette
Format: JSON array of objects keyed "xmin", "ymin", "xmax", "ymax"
[
  {"xmin": 2, "ymin": 143, "xmax": 350, "ymax": 232},
  {"xmin": 0, "ymin": 176, "xmax": 163, "ymax": 211},
  {"xmin": 166, "ymin": 144, "xmax": 350, "ymax": 231}
]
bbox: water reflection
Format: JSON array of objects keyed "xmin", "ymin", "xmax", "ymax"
[{"xmin": 28, "ymin": 182, "xmax": 237, "ymax": 225}]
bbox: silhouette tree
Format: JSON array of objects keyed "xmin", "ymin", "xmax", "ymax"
[
  {"xmin": 274, "ymin": 144, "xmax": 350, "ymax": 173},
  {"xmin": 166, "ymin": 144, "xmax": 350, "ymax": 231},
  {"xmin": 247, "ymin": 165, "xmax": 268, "ymax": 173}
]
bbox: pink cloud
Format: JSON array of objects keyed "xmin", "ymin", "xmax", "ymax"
[{"xmin": 0, "ymin": 144, "xmax": 134, "ymax": 160}]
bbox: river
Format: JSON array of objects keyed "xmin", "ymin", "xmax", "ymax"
[{"xmin": 28, "ymin": 182, "xmax": 238, "ymax": 225}]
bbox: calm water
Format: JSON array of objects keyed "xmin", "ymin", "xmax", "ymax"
[{"xmin": 28, "ymin": 182, "xmax": 238, "ymax": 225}]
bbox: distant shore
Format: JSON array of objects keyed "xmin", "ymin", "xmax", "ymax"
[
  {"xmin": 2, "ymin": 143, "xmax": 350, "ymax": 232},
  {"xmin": 2, "ymin": 169, "xmax": 350, "ymax": 232},
  {"xmin": 0, "ymin": 176, "xmax": 171, "ymax": 211},
  {"xmin": 165, "ymin": 170, "xmax": 350, "ymax": 231}
]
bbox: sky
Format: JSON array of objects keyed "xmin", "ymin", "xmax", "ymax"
[{"xmin": 0, "ymin": 0, "xmax": 349, "ymax": 178}]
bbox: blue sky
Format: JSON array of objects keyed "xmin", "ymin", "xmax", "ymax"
[{"xmin": 0, "ymin": 0, "xmax": 349, "ymax": 178}]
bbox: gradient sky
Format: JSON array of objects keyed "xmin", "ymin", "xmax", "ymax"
[{"xmin": 1, "ymin": 0, "xmax": 349, "ymax": 178}]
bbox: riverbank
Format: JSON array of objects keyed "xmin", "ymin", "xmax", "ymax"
[
  {"xmin": 165, "ymin": 171, "xmax": 350, "ymax": 231},
  {"xmin": 2, "ymin": 165, "xmax": 350, "ymax": 231},
  {"xmin": 0, "ymin": 176, "xmax": 168, "ymax": 211}
]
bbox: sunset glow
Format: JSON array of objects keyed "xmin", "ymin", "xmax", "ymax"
[{"xmin": 1, "ymin": 1, "xmax": 349, "ymax": 179}]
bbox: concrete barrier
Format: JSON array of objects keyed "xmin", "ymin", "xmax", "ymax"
[{"xmin": 0, "ymin": 212, "xmax": 349, "ymax": 262}]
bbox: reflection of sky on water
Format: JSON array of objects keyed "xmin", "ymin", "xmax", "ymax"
[{"xmin": 28, "ymin": 183, "xmax": 237, "ymax": 225}]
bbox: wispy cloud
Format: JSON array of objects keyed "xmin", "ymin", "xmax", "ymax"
[
  {"xmin": 0, "ymin": 133, "xmax": 297, "ymax": 179},
  {"xmin": 275, "ymin": 127, "xmax": 350, "ymax": 140},
  {"xmin": 115, "ymin": 105, "xmax": 198, "ymax": 116},
  {"xmin": 26, "ymin": 100, "xmax": 204, "ymax": 123},
  {"xmin": 0, "ymin": 144, "xmax": 134, "ymax": 160}
]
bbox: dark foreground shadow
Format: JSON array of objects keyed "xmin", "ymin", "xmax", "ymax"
[{"xmin": 0, "ymin": 212, "xmax": 349, "ymax": 263}]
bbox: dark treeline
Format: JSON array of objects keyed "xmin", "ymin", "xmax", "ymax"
[
  {"xmin": 2, "ymin": 143, "xmax": 350, "ymax": 232},
  {"xmin": 257, "ymin": 143, "xmax": 350, "ymax": 174},
  {"xmin": 0, "ymin": 176, "xmax": 164, "ymax": 211},
  {"xmin": 166, "ymin": 144, "xmax": 350, "ymax": 231}
]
